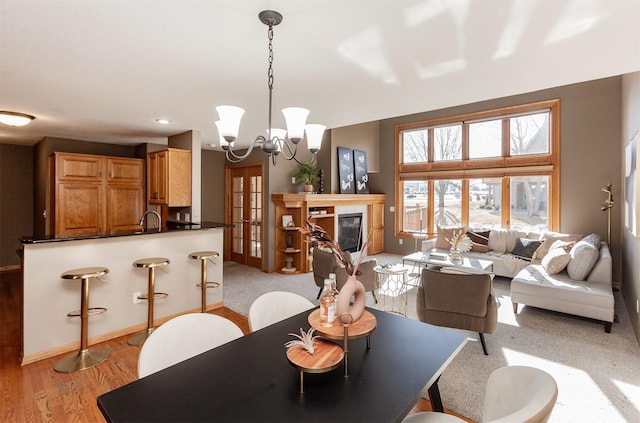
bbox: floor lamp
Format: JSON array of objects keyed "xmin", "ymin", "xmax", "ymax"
[{"xmin": 601, "ymin": 183, "xmax": 614, "ymax": 246}]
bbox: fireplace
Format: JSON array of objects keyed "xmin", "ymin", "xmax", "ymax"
[{"xmin": 338, "ymin": 213, "xmax": 363, "ymax": 253}]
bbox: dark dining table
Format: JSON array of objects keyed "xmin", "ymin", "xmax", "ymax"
[{"xmin": 97, "ymin": 307, "xmax": 467, "ymax": 422}]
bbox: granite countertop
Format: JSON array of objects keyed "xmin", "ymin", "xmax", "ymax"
[{"xmin": 21, "ymin": 221, "xmax": 232, "ymax": 244}]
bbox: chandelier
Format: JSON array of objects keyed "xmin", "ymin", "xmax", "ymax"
[{"xmin": 215, "ymin": 10, "xmax": 325, "ymax": 165}]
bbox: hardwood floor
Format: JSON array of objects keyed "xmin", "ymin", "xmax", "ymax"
[{"xmin": 0, "ymin": 269, "xmax": 472, "ymax": 422}]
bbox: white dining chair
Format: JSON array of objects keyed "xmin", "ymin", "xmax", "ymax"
[
  {"xmin": 248, "ymin": 291, "xmax": 315, "ymax": 332},
  {"xmin": 137, "ymin": 313, "xmax": 243, "ymax": 378},
  {"xmin": 403, "ymin": 365, "xmax": 558, "ymax": 423}
]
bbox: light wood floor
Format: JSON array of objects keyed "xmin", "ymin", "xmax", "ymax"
[{"xmin": 0, "ymin": 269, "xmax": 472, "ymax": 422}]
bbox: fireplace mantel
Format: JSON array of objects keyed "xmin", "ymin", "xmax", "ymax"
[{"xmin": 271, "ymin": 193, "xmax": 386, "ymax": 274}]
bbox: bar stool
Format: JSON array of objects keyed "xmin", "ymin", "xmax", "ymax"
[
  {"xmin": 54, "ymin": 266, "xmax": 111, "ymax": 373},
  {"xmin": 188, "ymin": 251, "xmax": 220, "ymax": 313},
  {"xmin": 128, "ymin": 257, "xmax": 170, "ymax": 346}
]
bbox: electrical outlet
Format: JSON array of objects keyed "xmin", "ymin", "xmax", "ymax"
[
  {"xmin": 291, "ymin": 177, "xmax": 296, "ymax": 184},
  {"xmin": 133, "ymin": 292, "xmax": 141, "ymax": 304},
  {"xmin": 185, "ymin": 213, "xmax": 190, "ymax": 221},
  {"xmin": 636, "ymin": 298, "xmax": 639, "ymax": 314},
  {"xmin": 176, "ymin": 212, "xmax": 180, "ymax": 221},
  {"xmin": 389, "ymin": 206, "xmax": 395, "ymax": 213},
  {"xmin": 398, "ymin": 239, "xmax": 403, "ymax": 245}
]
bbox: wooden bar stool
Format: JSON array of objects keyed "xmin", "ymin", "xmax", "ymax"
[
  {"xmin": 128, "ymin": 257, "xmax": 170, "ymax": 346},
  {"xmin": 188, "ymin": 251, "xmax": 220, "ymax": 313},
  {"xmin": 54, "ymin": 266, "xmax": 111, "ymax": 373}
]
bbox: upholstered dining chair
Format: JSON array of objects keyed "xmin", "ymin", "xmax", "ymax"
[
  {"xmin": 402, "ymin": 365, "xmax": 558, "ymax": 423},
  {"xmin": 137, "ymin": 313, "xmax": 243, "ymax": 378},
  {"xmin": 416, "ymin": 268, "xmax": 497, "ymax": 355},
  {"xmin": 248, "ymin": 291, "xmax": 315, "ymax": 332},
  {"xmin": 312, "ymin": 248, "xmax": 340, "ymax": 299}
]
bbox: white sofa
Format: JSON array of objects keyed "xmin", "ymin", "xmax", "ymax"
[
  {"xmin": 511, "ymin": 241, "xmax": 614, "ymax": 332},
  {"xmin": 422, "ymin": 228, "xmax": 615, "ymax": 332}
]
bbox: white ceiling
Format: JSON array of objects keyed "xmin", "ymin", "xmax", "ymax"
[{"xmin": 1, "ymin": 0, "xmax": 639, "ymax": 150}]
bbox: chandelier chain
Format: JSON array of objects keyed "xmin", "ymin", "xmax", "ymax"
[{"xmin": 267, "ymin": 25, "xmax": 274, "ymax": 90}]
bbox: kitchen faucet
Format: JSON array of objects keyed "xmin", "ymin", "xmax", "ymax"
[{"xmin": 138, "ymin": 210, "xmax": 161, "ymax": 230}]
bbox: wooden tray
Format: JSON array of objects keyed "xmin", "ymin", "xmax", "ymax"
[{"xmin": 308, "ymin": 309, "xmax": 376, "ymax": 341}]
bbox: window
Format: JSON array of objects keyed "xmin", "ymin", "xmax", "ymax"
[
  {"xmin": 402, "ymin": 180, "xmax": 428, "ymax": 234},
  {"xmin": 396, "ymin": 100, "xmax": 559, "ymax": 237}
]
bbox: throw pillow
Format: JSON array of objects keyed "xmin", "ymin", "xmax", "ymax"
[
  {"xmin": 581, "ymin": 233, "xmax": 602, "ymax": 248},
  {"xmin": 549, "ymin": 239, "xmax": 575, "ymax": 253},
  {"xmin": 541, "ymin": 247, "xmax": 572, "ymax": 274},
  {"xmin": 511, "ymin": 238, "xmax": 542, "ymax": 261},
  {"xmin": 468, "ymin": 230, "xmax": 490, "ymax": 245},
  {"xmin": 566, "ymin": 237, "xmax": 600, "ymax": 280},
  {"xmin": 435, "ymin": 226, "xmax": 463, "ymax": 250},
  {"xmin": 531, "ymin": 233, "xmax": 581, "ymax": 262}
]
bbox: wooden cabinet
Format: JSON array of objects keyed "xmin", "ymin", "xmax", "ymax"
[
  {"xmin": 147, "ymin": 148, "xmax": 191, "ymax": 206},
  {"xmin": 51, "ymin": 152, "xmax": 145, "ymax": 237},
  {"xmin": 272, "ymin": 193, "xmax": 385, "ymax": 274}
]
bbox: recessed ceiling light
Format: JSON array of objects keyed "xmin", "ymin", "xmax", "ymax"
[
  {"xmin": 155, "ymin": 118, "xmax": 171, "ymax": 124},
  {"xmin": 0, "ymin": 111, "xmax": 35, "ymax": 126}
]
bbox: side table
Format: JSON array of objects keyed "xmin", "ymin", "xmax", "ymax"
[{"xmin": 374, "ymin": 264, "xmax": 413, "ymax": 316}]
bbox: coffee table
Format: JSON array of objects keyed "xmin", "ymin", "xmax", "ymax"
[{"xmin": 403, "ymin": 251, "xmax": 494, "ymax": 275}]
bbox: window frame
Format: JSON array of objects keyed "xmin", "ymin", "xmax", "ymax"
[{"xmin": 395, "ymin": 99, "xmax": 560, "ymax": 238}]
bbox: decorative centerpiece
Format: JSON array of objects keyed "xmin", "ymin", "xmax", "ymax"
[
  {"xmin": 301, "ymin": 217, "xmax": 371, "ymax": 323},
  {"xmin": 285, "ymin": 327, "xmax": 318, "ymax": 355},
  {"xmin": 446, "ymin": 229, "xmax": 472, "ymax": 265}
]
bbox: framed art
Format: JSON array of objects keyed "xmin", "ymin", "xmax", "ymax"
[
  {"xmin": 337, "ymin": 147, "xmax": 356, "ymax": 194},
  {"xmin": 281, "ymin": 215, "xmax": 294, "ymax": 228},
  {"xmin": 353, "ymin": 149, "xmax": 369, "ymax": 194}
]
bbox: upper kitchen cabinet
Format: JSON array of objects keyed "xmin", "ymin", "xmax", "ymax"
[
  {"xmin": 50, "ymin": 152, "xmax": 145, "ymax": 237},
  {"xmin": 147, "ymin": 148, "xmax": 191, "ymax": 207}
]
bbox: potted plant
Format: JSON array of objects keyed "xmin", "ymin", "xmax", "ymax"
[{"xmin": 291, "ymin": 160, "xmax": 320, "ymax": 192}]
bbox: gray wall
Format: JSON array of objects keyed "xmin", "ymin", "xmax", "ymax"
[
  {"xmin": 621, "ymin": 71, "xmax": 640, "ymax": 343},
  {"xmin": 0, "ymin": 144, "xmax": 33, "ymax": 268},
  {"xmin": 377, "ymin": 77, "xmax": 623, "ymax": 284},
  {"xmin": 200, "ymin": 149, "xmax": 227, "ymax": 223}
]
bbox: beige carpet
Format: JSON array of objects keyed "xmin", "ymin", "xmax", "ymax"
[{"xmin": 223, "ymin": 256, "xmax": 640, "ymax": 423}]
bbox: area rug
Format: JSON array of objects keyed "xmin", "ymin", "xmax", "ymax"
[{"xmin": 222, "ymin": 258, "xmax": 640, "ymax": 423}]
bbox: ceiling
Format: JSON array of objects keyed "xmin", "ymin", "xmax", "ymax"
[{"xmin": 1, "ymin": 0, "xmax": 639, "ymax": 150}]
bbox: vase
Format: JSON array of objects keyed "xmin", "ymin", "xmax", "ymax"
[
  {"xmin": 449, "ymin": 247, "xmax": 463, "ymax": 265},
  {"xmin": 304, "ymin": 184, "xmax": 314, "ymax": 193},
  {"xmin": 336, "ymin": 274, "xmax": 366, "ymax": 324}
]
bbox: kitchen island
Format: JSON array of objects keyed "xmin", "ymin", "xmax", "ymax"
[{"xmin": 20, "ymin": 222, "xmax": 229, "ymax": 364}]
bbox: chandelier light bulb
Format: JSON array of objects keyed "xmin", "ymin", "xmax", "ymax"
[
  {"xmin": 282, "ymin": 107, "xmax": 309, "ymax": 143},
  {"xmin": 215, "ymin": 120, "xmax": 234, "ymax": 149},
  {"xmin": 216, "ymin": 106, "xmax": 245, "ymax": 142},
  {"xmin": 305, "ymin": 124, "xmax": 326, "ymax": 153}
]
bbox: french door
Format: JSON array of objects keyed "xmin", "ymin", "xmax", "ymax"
[{"xmin": 226, "ymin": 163, "xmax": 263, "ymax": 270}]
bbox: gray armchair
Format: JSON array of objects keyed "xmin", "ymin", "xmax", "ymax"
[{"xmin": 416, "ymin": 268, "xmax": 497, "ymax": 355}]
